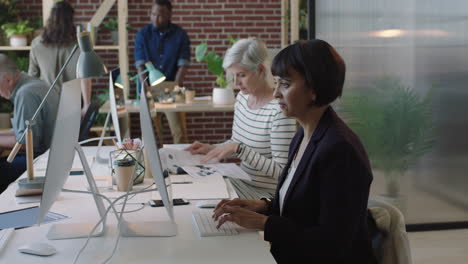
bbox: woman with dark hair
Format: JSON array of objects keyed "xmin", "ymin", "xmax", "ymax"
[
  {"xmin": 28, "ymin": 1, "xmax": 91, "ymax": 116},
  {"xmin": 213, "ymin": 39, "xmax": 377, "ymax": 264}
]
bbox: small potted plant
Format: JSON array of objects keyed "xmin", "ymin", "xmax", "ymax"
[
  {"xmin": 195, "ymin": 37, "xmax": 236, "ymax": 105},
  {"xmin": 101, "ymin": 17, "xmax": 135, "ymax": 45},
  {"xmin": 0, "ymin": 98, "xmax": 13, "ymax": 129},
  {"xmin": 1, "ymin": 20, "xmax": 34, "ymax": 47},
  {"xmin": 340, "ymin": 77, "xmax": 435, "ymax": 213}
]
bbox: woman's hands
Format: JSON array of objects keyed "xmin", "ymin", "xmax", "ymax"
[
  {"xmin": 185, "ymin": 141, "xmax": 240, "ymax": 163},
  {"xmin": 212, "ymin": 198, "xmax": 269, "ymax": 230},
  {"xmin": 184, "ymin": 141, "xmax": 215, "ymax": 155}
]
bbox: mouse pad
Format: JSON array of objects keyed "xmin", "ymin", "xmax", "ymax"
[{"xmin": 0, "ymin": 206, "xmax": 69, "ymax": 230}]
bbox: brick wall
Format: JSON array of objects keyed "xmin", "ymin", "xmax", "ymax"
[{"xmin": 17, "ymin": 0, "xmax": 282, "ymax": 144}]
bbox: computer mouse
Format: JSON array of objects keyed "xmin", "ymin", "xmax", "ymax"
[
  {"xmin": 196, "ymin": 200, "xmax": 221, "ymax": 208},
  {"xmin": 18, "ymin": 242, "xmax": 57, "ymax": 256}
]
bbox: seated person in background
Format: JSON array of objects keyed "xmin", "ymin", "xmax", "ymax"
[
  {"xmin": 0, "ymin": 54, "xmax": 59, "ymax": 194},
  {"xmin": 28, "ymin": 1, "xmax": 92, "ymax": 117},
  {"xmin": 185, "ymin": 38, "xmax": 297, "ymax": 195},
  {"xmin": 213, "ymin": 40, "xmax": 377, "ymax": 264}
]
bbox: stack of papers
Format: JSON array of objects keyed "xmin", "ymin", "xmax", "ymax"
[{"xmin": 159, "ymin": 148, "xmax": 250, "ymax": 181}]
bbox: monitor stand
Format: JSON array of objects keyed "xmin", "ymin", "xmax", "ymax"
[
  {"xmin": 120, "ymin": 220, "xmax": 177, "ymax": 237},
  {"xmin": 94, "ymin": 111, "xmax": 113, "ymax": 164},
  {"xmin": 47, "ymin": 144, "xmax": 108, "ymax": 240}
]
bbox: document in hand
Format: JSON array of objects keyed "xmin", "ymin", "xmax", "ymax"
[{"xmin": 159, "ymin": 148, "xmax": 251, "ymax": 181}]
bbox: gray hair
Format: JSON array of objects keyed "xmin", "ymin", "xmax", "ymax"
[
  {"xmin": 222, "ymin": 38, "xmax": 269, "ymax": 72},
  {"xmin": 0, "ymin": 54, "xmax": 19, "ymax": 77}
]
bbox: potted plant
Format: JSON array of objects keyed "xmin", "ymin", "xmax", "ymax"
[
  {"xmin": 340, "ymin": 77, "xmax": 435, "ymax": 212},
  {"xmin": 195, "ymin": 37, "xmax": 236, "ymax": 105},
  {"xmin": 1, "ymin": 20, "xmax": 34, "ymax": 47},
  {"xmin": 0, "ymin": 0, "xmax": 19, "ymax": 45},
  {"xmin": 101, "ymin": 17, "xmax": 135, "ymax": 45},
  {"xmin": 0, "ymin": 98, "xmax": 13, "ymax": 129}
]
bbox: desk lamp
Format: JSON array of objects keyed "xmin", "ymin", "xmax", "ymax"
[
  {"xmin": 114, "ymin": 62, "xmax": 165, "ymax": 105},
  {"xmin": 114, "ymin": 61, "xmax": 166, "ymax": 88},
  {"xmin": 7, "ymin": 32, "xmax": 107, "ymax": 194}
]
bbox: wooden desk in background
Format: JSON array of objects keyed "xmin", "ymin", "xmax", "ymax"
[{"xmin": 101, "ymin": 100, "xmax": 235, "ymax": 144}]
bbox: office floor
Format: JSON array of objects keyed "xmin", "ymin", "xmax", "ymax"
[
  {"xmin": 409, "ymin": 229, "xmax": 468, "ymax": 264},
  {"xmin": 370, "ymin": 171, "xmax": 468, "ymax": 263}
]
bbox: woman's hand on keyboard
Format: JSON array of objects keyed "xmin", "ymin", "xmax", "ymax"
[
  {"xmin": 213, "ymin": 205, "xmax": 268, "ymax": 230},
  {"xmin": 214, "ymin": 198, "xmax": 268, "ymax": 214}
]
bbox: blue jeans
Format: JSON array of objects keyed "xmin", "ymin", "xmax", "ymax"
[{"xmin": 0, "ymin": 154, "xmax": 26, "ymax": 194}]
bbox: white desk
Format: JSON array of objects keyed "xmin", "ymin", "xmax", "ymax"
[{"xmin": 0, "ymin": 147, "xmax": 274, "ymax": 263}]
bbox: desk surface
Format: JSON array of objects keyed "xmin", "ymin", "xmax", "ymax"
[
  {"xmin": 101, "ymin": 100, "xmax": 235, "ymax": 114},
  {"xmin": 0, "ymin": 147, "xmax": 274, "ymax": 264}
]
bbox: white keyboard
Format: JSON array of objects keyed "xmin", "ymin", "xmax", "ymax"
[
  {"xmin": 0, "ymin": 228, "xmax": 14, "ymax": 253},
  {"xmin": 192, "ymin": 211, "xmax": 239, "ymax": 237}
]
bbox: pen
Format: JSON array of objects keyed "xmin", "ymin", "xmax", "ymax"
[{"xmin": 172, "ymin": 182, "xmax": 193, "ymax": 184}]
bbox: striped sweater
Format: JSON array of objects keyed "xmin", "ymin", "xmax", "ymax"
[{"xmin": 227, "ymin": 92, "xmax": 297, "ymax": 190}]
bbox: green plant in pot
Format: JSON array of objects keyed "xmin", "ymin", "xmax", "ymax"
[
  {"xmin": 1, "ymin": 20, "xmax": 34, "ymax": 47},
  {"xmin": 195, "ymin": 36, "xmax": 237, "ymax": 105},
  {"xmin": 0, "ymin": 0, "xmax": 19, "ymax": 45},
  {"xmin": 340, "ymin": 77, "xmax": 435, "ymax": 208},
  {"xmin": 101, "ymin": 17, "xmax": 135, "ymax": 45}
]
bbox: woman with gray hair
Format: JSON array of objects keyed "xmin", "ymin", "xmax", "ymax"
[{"xmin": 186, "ymin": 38, "xmax": 296, "ymax": 196}]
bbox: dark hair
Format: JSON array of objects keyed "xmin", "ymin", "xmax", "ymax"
[
  {"xmin": 271, "ymin": 39, "xmax": 346, "ymax": 106},
  {"xmin": 154, "ymin": 0, "xmax": 173, "ymax": 11},
  {"xmin": 42, "ymin": 1, "xmax": 76, "ymax": 47}
]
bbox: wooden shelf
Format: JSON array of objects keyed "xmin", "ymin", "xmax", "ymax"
[
  {"xmin": 0, "ymin": 45, "xmax": 119, "ymax": 51},
  {"xmin": 0, "ymin": 46, "xmax": 31, "ymax": 51}
]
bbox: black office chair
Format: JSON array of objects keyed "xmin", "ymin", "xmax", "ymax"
[{"xmin": 79, "ymin": 101, "xmax": 101, "ymax": 142}]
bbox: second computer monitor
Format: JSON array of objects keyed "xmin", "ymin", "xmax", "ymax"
[{"xmin": 139, "ymin": 82, "xmax": 175, "ymax": 222}]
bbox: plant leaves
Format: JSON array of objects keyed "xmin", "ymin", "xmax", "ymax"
[{"xmin": 195, "ymin": 42, "xmax": 208, "ymax": 62}]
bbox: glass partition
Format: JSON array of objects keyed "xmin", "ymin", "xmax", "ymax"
[{"xmin": 315, "ymin": 0, "xmax": 468, "ymax": 226}]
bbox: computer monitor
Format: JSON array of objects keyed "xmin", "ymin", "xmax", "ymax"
[
  {"xmin": 108, "ymin": 68, "xmax": 123, "ymax": 144},
  {"xmin": 94, "ymin": 68, "xmax": 124, "ymax": 163},
  {"xmin": 119, "ymin": 80, "xmax": 177, "ymax": 237},
  {"xmin": 38, "ymin": 79, "xmax": 107, "ymax": 240}
]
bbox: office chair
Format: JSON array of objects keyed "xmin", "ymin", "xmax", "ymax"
[
  {"xmin": 368, "ymin": 198, "xmax": 412, "ymax": 264},
  {"xmin": 79, "ymin": 101, "xmax": 101, "ymax": 142}
]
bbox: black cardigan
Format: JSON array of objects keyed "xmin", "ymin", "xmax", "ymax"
[{"xmin": 263, "ymin": 107, "xmax": 376, "ymax": 264}]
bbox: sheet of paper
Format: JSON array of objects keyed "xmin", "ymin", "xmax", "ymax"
[
  {"xmin": 159, "ymin": 148, "xmax": 218, "ymax": 173},
  {"xmin": 182, "ymin": 163, "xmax": 251, "ymax": 181}
]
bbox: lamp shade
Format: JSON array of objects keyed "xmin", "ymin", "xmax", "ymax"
[
  {"xmin": 114, "ymin": 74, "xmax": 124, "ymax": 89},
  {"xmin": 145, "ymin": 62, "xmax": 166, "ymax": 86},
  {"xmin": 114, "ymin": 62, "xmax": 166, "ymax": 88},
  {"xmin": 76, "ymin": 32, "xmax": 108, "ymax": 79}
]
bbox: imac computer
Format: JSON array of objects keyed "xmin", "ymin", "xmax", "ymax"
[
  {"xmin": 38, "ymin": 78, "xmax": 176, "ymax": 239},
  {"xmin": 94, "ymin": 68, "xmax": 124, "ymax": 163},
  {"xmin": 119, "ymin": 80, "xmax": 177, "ymax": 237},
  {"xmin": 38, "ymin": 79, "xmax": 108, "ymax": 240}
]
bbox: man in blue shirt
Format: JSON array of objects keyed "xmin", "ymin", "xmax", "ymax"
[
  {"xmin": 0, "ymin": 54, "xmax": 59, "ymax": 194},
  {"xmin": 134, "ymin": 0, "xmax": 190, "ymax": 143}
]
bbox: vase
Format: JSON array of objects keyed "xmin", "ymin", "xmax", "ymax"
[
  {"xmin": 212, "ymin": 87, "xmax": 235, "ymax": 105},
  {"xmin": 9, "ymin": 35, "xmax": 27, "ymax": 47}
]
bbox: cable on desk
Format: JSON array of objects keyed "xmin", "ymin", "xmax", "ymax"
[{"xmin": 66, "ymin": 186, "xmax": 156, "ymax": 264}]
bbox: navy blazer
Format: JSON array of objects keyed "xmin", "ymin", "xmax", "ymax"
[{"xmin": 263, "ymin": 107, "xmax": 376, "ymax": 264}]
